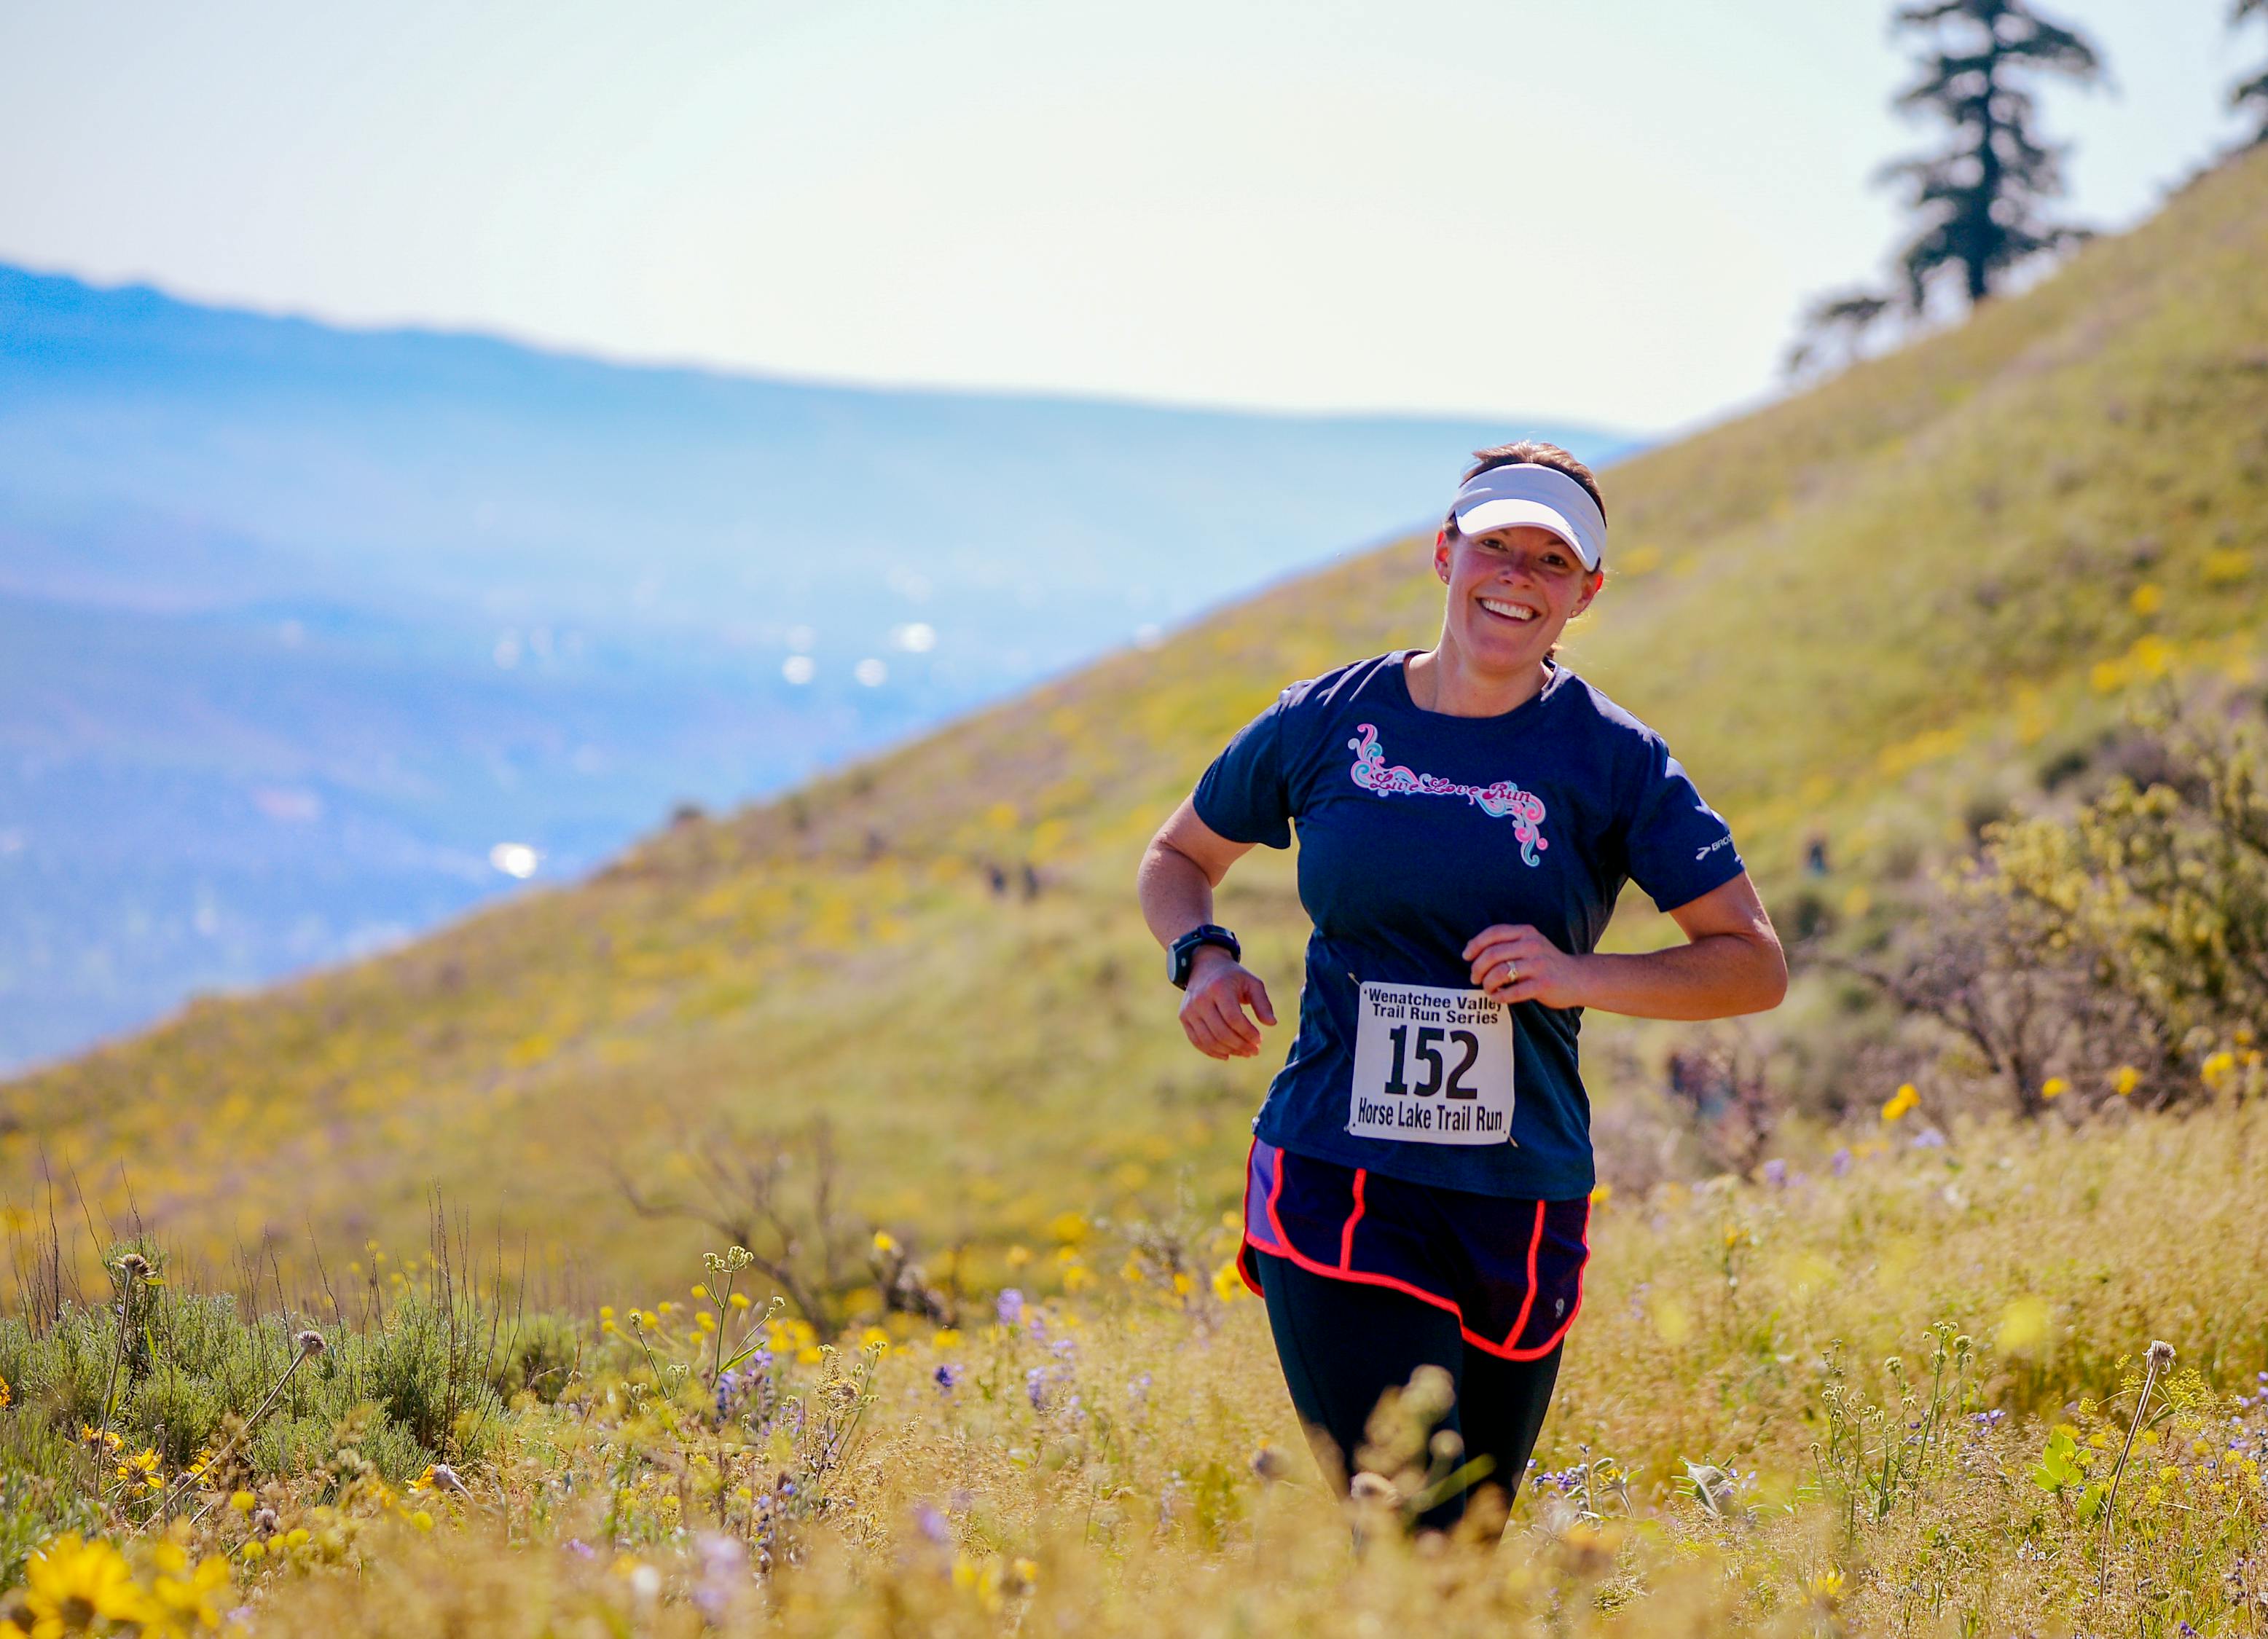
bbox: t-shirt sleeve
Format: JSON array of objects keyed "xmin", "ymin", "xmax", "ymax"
[
  {"xmin": 1621, "ymin": 734, "xmax": 1746, "ymax": 912},
  {"xmin": 1191, "ymin": 693, "xmax": 1296, "ymax": 849}
]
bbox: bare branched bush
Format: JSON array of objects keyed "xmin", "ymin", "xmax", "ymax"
[
  {"xmin": 1660, "ymin": 1026, "xmax": 1781, "ymax": 1179},
  {"xmin": 611, "ymin": 1119, "xmax": 880, "ymax": 1332}
]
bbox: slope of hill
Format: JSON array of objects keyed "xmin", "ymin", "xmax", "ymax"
[
  {"xmin": 0, "ymin": 267, "xmax": 1628, "ymax": 1072},
  {"xmin": 5, "ymin": 149, "xmax": 2267, "ymax": 1297}
]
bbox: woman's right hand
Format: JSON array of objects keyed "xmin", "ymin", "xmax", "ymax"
[{"xmin": 1177, "ymin": 947, "xmax": 1277, "ymax": 1059}]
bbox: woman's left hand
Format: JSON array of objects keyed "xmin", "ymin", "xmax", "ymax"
[{"xmin": 1464, "ymin": 924, "xmax": 1589, "ymax": 1009}]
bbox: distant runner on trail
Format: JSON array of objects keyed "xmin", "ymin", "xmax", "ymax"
[{"xmin": 1136, "ymin": 440, "xmax": 1786, "ymax": 1530}]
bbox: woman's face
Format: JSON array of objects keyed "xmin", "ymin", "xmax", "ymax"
[{"xmin": 1434, "ymin": 523, "xmax": 1603, "ymax": 673}]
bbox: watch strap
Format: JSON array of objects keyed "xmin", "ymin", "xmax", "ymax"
[{"xmin": 1169, "ymin": 924, "xmax": 1241, "ymax": 988}]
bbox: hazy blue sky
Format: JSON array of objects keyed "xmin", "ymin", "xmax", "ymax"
[{"xmin": 1, "ymin": 1, "xmax": 2253, "ymax": 431}]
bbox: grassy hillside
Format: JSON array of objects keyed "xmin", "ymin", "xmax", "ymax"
[{"xmin": 7, "ymin": 149, "xmax": 2268, "ymax": 1301}]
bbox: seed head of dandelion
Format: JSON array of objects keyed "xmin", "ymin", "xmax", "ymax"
[
  {"xmin": 117, "ymin": 1252, "xmax": 153, "ymax": 1279},
  {"xmin": 2149, "ymin": 1340, "xmax": 2177, "ymax": 1370},
  {"xmin": 295, "ymin": 1329, "xmax": 326, "ymax": 1357}
]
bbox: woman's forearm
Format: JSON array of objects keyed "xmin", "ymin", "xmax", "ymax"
[
  {"xmin": 1572, "ymin": 932, "xmax": 1786, "ymax": 1021},
  {"xmin": 1136, "ymin": 837, "xmax": 1218, "ymax": 951}
]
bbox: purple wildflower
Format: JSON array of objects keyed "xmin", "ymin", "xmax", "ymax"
[
  {"xmin": 996, "ymin": 1288, "xmax": 1025, "ymax": 1326},
  {"xmin": 934, "ymin": 1361, "xmax": 963, "ymax": 1394}
]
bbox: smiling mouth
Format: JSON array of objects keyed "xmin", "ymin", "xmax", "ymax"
[{"xmin": 1478, "ymin": 597, "xmax": 1538, "ymax": 624}]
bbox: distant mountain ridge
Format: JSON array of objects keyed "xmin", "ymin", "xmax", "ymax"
[{"xmin": 0, "ymin": 263, "xmax": 1633, "ymax": 1070}]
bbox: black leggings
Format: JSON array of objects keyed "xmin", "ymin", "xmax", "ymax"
[{"xmin": 1255, "ymin": 1251, "xmax": 1562, "ymax": 1528}]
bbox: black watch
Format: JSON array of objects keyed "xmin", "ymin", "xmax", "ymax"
[{"xmin": 1168, "ymin": 924, "xmax": 1241, "ymax": 988}]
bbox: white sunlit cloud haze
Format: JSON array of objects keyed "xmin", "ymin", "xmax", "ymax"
[{"xmin": 0, "ymin": 0, "xmax": 2253, "ymax": 436}]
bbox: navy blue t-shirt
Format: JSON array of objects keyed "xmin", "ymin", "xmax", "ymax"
[{"xmin": 1193, "ymin": 651, "xmax": 1746, "ymax": 1198}]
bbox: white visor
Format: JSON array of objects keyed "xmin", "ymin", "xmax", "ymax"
[{"xmin": 1450, "ymin": 463, "xmax": 1606, "ymax": 570}]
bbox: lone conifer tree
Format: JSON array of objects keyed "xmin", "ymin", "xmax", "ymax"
[
  {"xmin": 1880, "ymin": 0, "xmax": 2104, "ymax": 310},
  {"xmin": 2237, "ymin": 0, "xmax": 2268, "ymax": 146}
]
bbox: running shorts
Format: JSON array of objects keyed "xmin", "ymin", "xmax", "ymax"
[{"xmin": 1237, "ymin": 1138, "xmax": 1591, "ymax": 1361}]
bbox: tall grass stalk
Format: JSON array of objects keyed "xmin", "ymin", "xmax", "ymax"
[
  {"xmin": 165, "ymin": 1326, "xmax": 326, "ymax": 1517},
  {"xmin": 84, "ymin": 1252, "xmax": 149, "ymax": 1495},
  {"xmin": 2095, "ymin": 1337, "xmax": 2176, "ymax": 1594}
]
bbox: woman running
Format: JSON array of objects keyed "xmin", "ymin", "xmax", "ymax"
[{"xmin": 1136, "ymin": 441, "xmax": 1786, "ymax": 1527}]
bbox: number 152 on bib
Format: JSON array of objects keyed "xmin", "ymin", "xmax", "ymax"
[{"xmin": 1346, "ymin": 981, "xmax": 1516, "ymax": 1146}]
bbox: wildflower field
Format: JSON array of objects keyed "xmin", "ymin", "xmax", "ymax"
[{"xmin": 9, "ymin": 1095, "xmax": 2268, "ymax": 1637}]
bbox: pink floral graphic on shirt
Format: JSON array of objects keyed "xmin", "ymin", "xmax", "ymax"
[{"xmin": 1347, "ymin": 723, "xmax": 1550, "ymax": 866}]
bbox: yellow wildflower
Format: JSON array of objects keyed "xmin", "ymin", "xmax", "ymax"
[
  {"xmin": 147, "ymin": 1551, "xmax": 231, "ymax": 1632},
  {"xmin": 23, "ymin": 1536, "xmax": 152, "ymax": 1631},
  {"xmin": 1997, "ymin": 1297, "xmax": 2051, "ymax": 1354},
  {"xmin": 1588, "ymin": 1182, "xmax": 1611, "ymax": 1206},
  {"xmin": 1212, "ymin": 1260, "xmax": 1244, "ymax": 1302},
  {"xmin": 728, "ymin": 1292, "xmax": 751, "ymax": 1310},
  {"xmin": 872, "ymin": 1230, "xmax": 898, "ymax": 1255},
  {"xmin": 229, "ymin": 1490, "xmax": 256, "ymax": 1514},
  {"xmin": 933, "ymin": 1327, "xmax": 962, "ymax": 1350},
  {"xmin": 1881, "ymin": 1083, "xmax": 1920, "ymax": 1122},
  {"xmin": 2041, "ymin": 1076, "xmax": 2068, "ymax": 1101},
  {"xmin": 2111, "ymin": 1066, "xmax": 2140, "ymax": 1096}
]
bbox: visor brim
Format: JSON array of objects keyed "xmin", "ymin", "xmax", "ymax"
[{"xmin": 1452, "ymin": 498, "xmax": 1601, "ymax": 570}]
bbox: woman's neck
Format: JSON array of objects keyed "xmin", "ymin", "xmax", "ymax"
[{"xmin": 1405, "ymin": 638, "xmax": 1550, "ymax": 718}]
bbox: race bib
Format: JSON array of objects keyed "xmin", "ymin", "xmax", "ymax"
[{"xmin": 1347, "ymin": 982, "xmax": 1515, "ymax": 1146}]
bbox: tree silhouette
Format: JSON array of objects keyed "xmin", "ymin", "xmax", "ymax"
[
  {"xmin": 1781, "ymin": 290, "xmax": 1894, "ymax": 378},
  {"xmin": 1783, "ymin": 1, "xmax": 2103, "ymax": 380},
  {"xmin": 1880, "ymin": 0, "xmax": 2104, "ymax": 310},
  {"xmin": 2237, "ymin": 0, "xmax": 2268, "ymax": 147}
]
